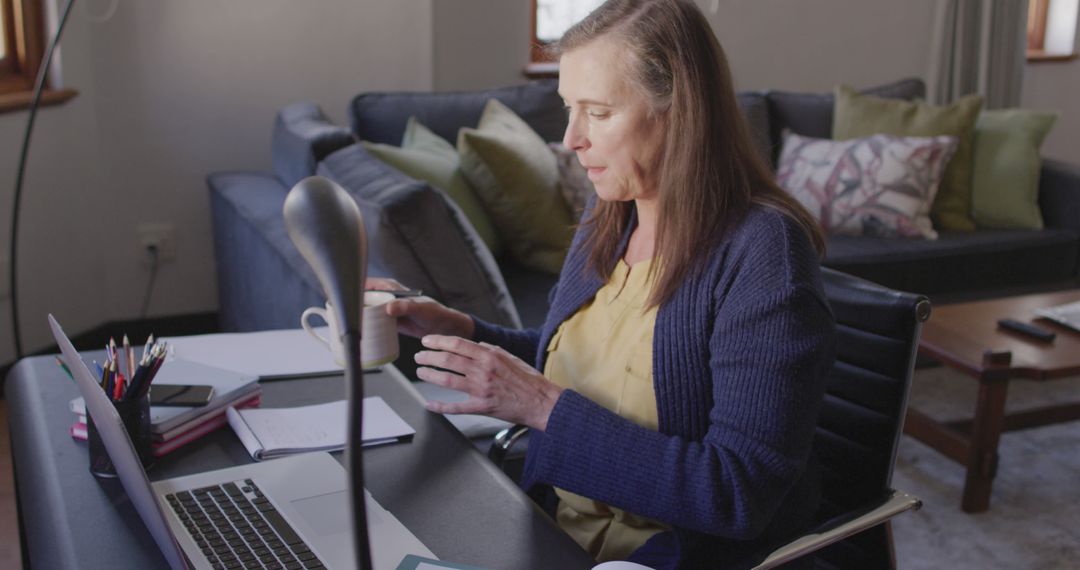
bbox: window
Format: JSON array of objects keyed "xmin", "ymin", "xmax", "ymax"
[
  {"xmin": 526, "ymin": 0, "xmax": 605, "ymax": 77},
  {"xmin": 1027, "ymin": 0, "xmax": 1079, "ymax": 62},
  {"xmin": 0, "ymin": 0, "xmax": 45, "ymax": 95}
]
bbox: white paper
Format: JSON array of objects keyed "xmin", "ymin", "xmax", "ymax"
[
  {"xmin": 227, "ymin": 397, "xmax": 414, "ymax": 461},
  {"xmin": 162, "ymin": 328, "xmax": 343, "ymax": 379}
]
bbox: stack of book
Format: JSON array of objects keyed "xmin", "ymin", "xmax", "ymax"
[{"xmin": 70, "ymin": 358, "xmax": 262, "ymax": 456}]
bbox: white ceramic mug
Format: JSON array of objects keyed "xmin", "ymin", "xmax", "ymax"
[{"xmin": 300, "ymin": 291, "xmax": 399, "ymax": 368}]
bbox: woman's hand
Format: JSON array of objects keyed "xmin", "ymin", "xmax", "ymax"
[
  {"xmin": 414, "ymin": 335, "xmax": 564, "ymax": 431},
  {"xmin": 365, "ymin": 278, "xmax": 474, "ymax": 339}
]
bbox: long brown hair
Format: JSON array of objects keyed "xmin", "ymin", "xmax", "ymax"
[{"xmin": 557, "ymin": 0, "xmax": 824, "ymax": 308}]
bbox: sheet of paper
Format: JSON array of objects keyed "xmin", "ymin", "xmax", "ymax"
[
  {"xmin": 162, "ymin": 328, "xmax": 342, "ymax": 379},
  {"xmin": 227, "ymin": 397, "xmax": 415, "ymax": 460}
]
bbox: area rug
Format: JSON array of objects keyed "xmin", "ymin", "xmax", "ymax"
[{"xmin": 892, "ymin": 366, "xmax": 1080, "ymax": 569}]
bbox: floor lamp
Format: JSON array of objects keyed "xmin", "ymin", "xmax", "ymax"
[{"xmin": 8, "ymin": 0, "xmax": 78, "ymax": 360}]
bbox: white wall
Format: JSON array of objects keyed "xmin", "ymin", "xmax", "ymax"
[{"xmin": 0, "ymin": 0, "xmax": 433, "ymax": 364}]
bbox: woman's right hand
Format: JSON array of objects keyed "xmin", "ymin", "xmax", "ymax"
[{"xmin": 366, "ymin": 278, "xmax": 475, "ymax": 340}]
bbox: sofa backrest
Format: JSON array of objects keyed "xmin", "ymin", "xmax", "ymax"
[
  {"xmin": 344, "ymin": 78, "xmax": 923, "ymax": 173},
  {"xmin": 765, "ymin": 77, "xmax": 926, "ymax": 164},
  {"xmin": 271, "ymin": 102, "xmax": 356, "ymax": 188},
  {"xmin": 349, "ymin": 80, "xmax": 568, "ymax": 146},
  {"xmin": 316, "ymin": 143, "xmax": 523, "ymax": 329}
]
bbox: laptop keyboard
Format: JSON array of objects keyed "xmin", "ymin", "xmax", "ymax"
[{"xmin": 166, "ymin": 479, "xmax": 325, "ymax": 570}]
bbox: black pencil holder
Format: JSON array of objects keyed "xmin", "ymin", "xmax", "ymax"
[{"xmin": 87, "ymin": 394, "xmax": 154, "ymax": 478}]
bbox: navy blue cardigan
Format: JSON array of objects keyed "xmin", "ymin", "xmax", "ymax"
[{"xmin": 473, "ymin": 206, "xmax": 836, "ymax": 569}]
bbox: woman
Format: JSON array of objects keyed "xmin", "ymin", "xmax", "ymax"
[{"xmin": 371, "ymin": 1, "xmax": 836, "ymax": 567}]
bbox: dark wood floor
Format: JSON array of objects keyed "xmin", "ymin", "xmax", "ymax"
[{"xmin": 0, "ymin": 400, "xmax": 23, "ymax": 567}]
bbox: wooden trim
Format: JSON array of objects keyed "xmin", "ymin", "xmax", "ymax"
[
  {"xmin": 1028, "ymin": 0, "xmax": 1050, "ymax": 51},
  {"xmin": 1, "ymin": 0, "xmax": 18, "ymax": 73},
  {"xmin": 523, "ymin": 61, "xmax": 558, "ymax": 80},
  {"xmin": 1027, "ymin": 49, "xmax": 1079, "ymax": 62},
  {"xmin": 0, "ymin": 86, "xmax": 77, "ymax": 113},
  {"xmin": 0, "ymin": 0, "xmax": 46, "ymax": 95},
  {"xmin": 529, "ymin": 0, "xmax": 558, "ymax": 63}
]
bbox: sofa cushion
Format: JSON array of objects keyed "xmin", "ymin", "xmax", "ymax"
[
  {"xmin": 209, "ymin": 171, "xmax": 328, "ymax": 332},
  {"xmin": 777, "ymin": 131, "xmax": 958, "ymax": 239},
  {"xmin": 764, "ymin": 78, "xmax": 925, "ymax": 164},
  {"xmin": 317, "ymin": 143, "xmax": 522, "ymax": 328},
  {"xmin": 349, "ymin": 80, "xmax": 567, "ymax": 146},
  {"xmin": 972, "ymin": 109, "xmax": 1058, "ymax": 230},
  {"xmin": 825, "ymin": 228, "xmax": 1079, "ymax": 297},
  {"xmin": 458, "ymin": 100, "xmax": 574, "ymax": 275},
  {"xmin": 361, "ymin": 117, "xmax": 503, "ymax": 255},
  {"xmin": 833, "ymin": 86, "xmax": 983, "ymax": 233},
  {"xmin": 271, "ymin": 102, "xmax": 355, "ymax": 188}
]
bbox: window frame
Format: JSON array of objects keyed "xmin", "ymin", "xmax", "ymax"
[
  {"xmin": 1027, "ymin": 0, "xmax": 1079, "ymax": 62},
  {"xmin": 0, "ymin": 0, "xmax": 45, "ymax": 95},
  {"xmin": 524, "ymin": 0, "xmax": 560, "ymax": 78}
]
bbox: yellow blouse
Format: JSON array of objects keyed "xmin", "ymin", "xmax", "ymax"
[{"xmin": 543, "ymin": 258, "xmax": 668, "ymax": 562}]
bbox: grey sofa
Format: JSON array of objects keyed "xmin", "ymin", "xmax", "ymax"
[{"xmin": 208, "ymin": 78, "xmax": 1080, "ymax": 343}]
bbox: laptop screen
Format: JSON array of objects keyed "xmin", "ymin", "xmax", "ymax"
[{"xmin": 49, "ymin": 314, "xmax": 189, "ymax": 570}]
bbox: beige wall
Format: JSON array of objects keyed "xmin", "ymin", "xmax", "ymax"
[
  {"xmin": 0, "ymin": 0, "xmax": 433, "ymax": 364},
  {"xmin": 1020, "ymin": 35, "xmax": 1080, "ymax": 163},
  {"xmin": 432, "ymin": 0, "xmax": 531, "ymax": 91},
  {"xmin": 694, "ymin": 0, "xmax": 939, "ymax": 93},
  {"xmin": 2, "ymin": 1, "xmax": 1075, "ymax": 366}
]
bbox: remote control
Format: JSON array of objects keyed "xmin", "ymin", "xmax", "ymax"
[{"xmin": 997, "ymin": 318, "xmax": 1056, "ymax": 342}]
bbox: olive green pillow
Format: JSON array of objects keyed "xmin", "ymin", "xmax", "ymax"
[
  {"xmin": 458, "ymin": 99, "xmax": 574, "ymax": 274},
  {"xmin": 971, "ymin": 109, "xmax": 1058, "ymax": 230},
  {"xmin": 362, "ymin": 117, "xmax": 502, "ymax": 255},
  {"xmin": 833, "ymin": 85, "xmax": 983, "ymax": 231}
]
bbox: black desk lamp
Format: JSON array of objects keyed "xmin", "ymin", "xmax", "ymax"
[{"xmin": 283, "ymin": 176, "xmax": 372, "ymax": 569}]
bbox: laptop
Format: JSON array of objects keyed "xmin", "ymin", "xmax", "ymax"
[
  {"xmin": 50, "ymin": 315, "xmax": 434, "ymax": 570},
  {"xmin": 1034, "ymin": 299, "xmax": 1080, "ymax": 332}
]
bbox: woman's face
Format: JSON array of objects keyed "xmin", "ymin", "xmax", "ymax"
[{"xmin": 559, "ymin": 39, "xmax": 664, "ymax": 204}]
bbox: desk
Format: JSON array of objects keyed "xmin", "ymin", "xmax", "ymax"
[
  {"xmin": 7, "ymin": 356, "xmax": 592, "ymax": 569},
  {"xmin": 905, "ymin": 289, "xmax": 1080, "ymax": 513}
]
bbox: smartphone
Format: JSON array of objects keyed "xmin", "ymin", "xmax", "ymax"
[{"xmin": 149, "ymin": 384, "xmax": 215, "ymax": 407}]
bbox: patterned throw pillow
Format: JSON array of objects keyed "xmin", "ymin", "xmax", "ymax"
[
  {"xmin": 776, "ymin": 131, "xmax": 958, "ymax": 239},
  {"xmin": 548, "ymin": 142, "xmax": 594, "ymax": 218}
]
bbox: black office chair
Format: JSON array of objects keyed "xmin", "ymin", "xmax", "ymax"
[{"xmin": 489, "ymin": 268, "xmax": 930, "ymax": 569}]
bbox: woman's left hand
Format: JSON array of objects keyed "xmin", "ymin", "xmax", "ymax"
[{"xmin": 414, "ymin": 335, "xmax": 564, "ymax": 431}]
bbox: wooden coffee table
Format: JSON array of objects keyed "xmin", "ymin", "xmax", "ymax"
[{"xmin": 905, "ymin": 289, "xmax": 1080, "ymax": 513}]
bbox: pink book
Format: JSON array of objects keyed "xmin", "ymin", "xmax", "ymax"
[{"xmin": 71, "ymin": 395, "xmax": 261, "ymax": 457}]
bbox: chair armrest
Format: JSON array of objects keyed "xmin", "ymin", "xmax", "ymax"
[
  {"xmin": 488, "ymin": 424, "xmax": 529, "ymax": 468},
  {"xmin": 1039, "ymin": 158, "xmax": 1080, "ymax": 233},
  {"xmin": 751, "ymin": 490, "xmax": 922, "ymax": 570}
]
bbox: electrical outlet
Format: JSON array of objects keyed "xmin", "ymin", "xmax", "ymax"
[{"xmin": 137, "ymin": 222, "xmax": 177, "ymax": 266}]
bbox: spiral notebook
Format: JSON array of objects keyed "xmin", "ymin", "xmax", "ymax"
[{"xmin": 227, "ymin": 397, "xmax": 415, "ymax": 461}]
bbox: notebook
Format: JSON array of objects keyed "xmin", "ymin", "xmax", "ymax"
[
  {"xmin": 51, "ymin": 314, "xmax": 435, "ymax": 569},
  {"xmin": 226, "ymin": 398, "xmax": 415, "ymax": 461},
  {"xmin": 69, "ymin": 358, "xmax": 261, "ymax": 436}
]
